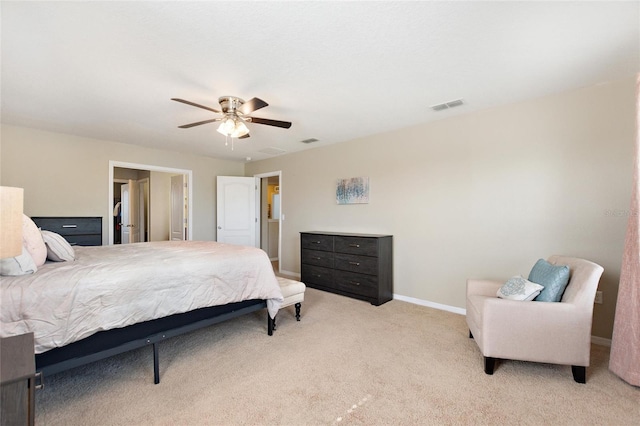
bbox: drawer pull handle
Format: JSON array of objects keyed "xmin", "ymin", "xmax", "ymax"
[
  {"xmin": 62, "ymin": 224, "xmax": 77, "ymax": 228},
  {"xmin": 349, "ymin": 262, "xmax": 360, "ymax": 266},
  {"xmin": 349, "ymin": 244, "xmax": 360, "ymax": 248},
  {"xmin": 350, "ymin": 281, "xmax": 361, "ymax": 286},
  {"xmin": 313, "ymin": 274, "xmax": 322, "ymax": 278},
  {"xmin": 314, "ymin": 257, "xmax": 322, "ymax": 260},
  {"xmin": 35, "ymin": 371, "xmax": 44, "ymax": 390},
  {"xmin": 313, "ymin": 241, "xmax": 321, "ymax": 244}
]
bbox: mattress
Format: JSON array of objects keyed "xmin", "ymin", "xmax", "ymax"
[{"xmin": 0, "ymin": 241, "xmax": 283, "ymax": 353}]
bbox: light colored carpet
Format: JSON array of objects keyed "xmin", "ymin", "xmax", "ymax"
[{"xmin": 36, "ymin": 288, "xmax": 639, "ymax": 425}]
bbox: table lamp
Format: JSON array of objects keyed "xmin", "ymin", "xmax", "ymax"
[{"xmin": 0, "ymin": 186, "xmax": 24, "ymax": 259}]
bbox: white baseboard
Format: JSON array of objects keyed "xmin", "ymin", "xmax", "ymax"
[
  {"xmin": 393, "ymin": 294, "xmax": 612, "ymax": 347},
  {"xmin": 279, "ymin": 269, "xmax": 300, "ymax": 279},
  {"xmin": 393, "ymin": 294, "xmax": 466, "ymax": 316}
]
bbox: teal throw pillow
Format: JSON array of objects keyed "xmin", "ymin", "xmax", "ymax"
[{"xmin": 528, "ymin": 258, "xmax": 571, "ymax": 302}]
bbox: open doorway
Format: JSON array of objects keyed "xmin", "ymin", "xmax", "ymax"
[
  {"xmin": 254, "ymin": 171, "xmax": 281, "ymax": 273},
  {"xmin": 108, "ymin": 161, "xmax": 193, "ymax": 245},
  {"xmin": 113, "ymin": 169, "xmax": 150, "ymax": 244}
]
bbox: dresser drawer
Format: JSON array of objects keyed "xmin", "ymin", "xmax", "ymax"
[
  {"xmin": 335, "ymin": 271, "xmax": 378, "ymax": 298},
  {"xmin": 301, "ymin": 264, "xmax": 334, "ymax": 288},
  {"xmin": 334, "ymin": 253, "xmax": 378, "ymax": 275},
  {"xmin": 334, "ymin": 236, "xmax": 378, "ymax": 256},
  {"xmin": 32, "ymin": 217, "xmax": 102, "ymax": 246},
  {"xmin": 32, "ymin": 217, "xmax": 101, "ymax": 236},
  {"xmin": 301, "ymin": 233, "xmax": 334, "ymax": 252},
  {"xmin": 65, "ymin": 235, "xmax": 102, "ymax": 246},
  {"xmin": 301, "ymin": 249, "xmax": 334, "ymax": 268}
]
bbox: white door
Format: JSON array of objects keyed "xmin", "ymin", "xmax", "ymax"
[
  {"xmin": 170, "ymin": 174, "xmax": 186, "ymax": 241},
  {"xmin": 216, "ymin": 176, "xmax": 259, "ymax": 247},
  {"xmin": 120, "ymin": 180, "xmax": 140, "ymax": 243},
  {"xmin": 121, "ymin": 183, "xmax": 130, "ymax": 244}
]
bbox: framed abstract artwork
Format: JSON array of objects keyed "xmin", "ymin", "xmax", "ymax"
[{"xmin": 336, "ymin": 177, "xmax": 369, "ymax": 204}]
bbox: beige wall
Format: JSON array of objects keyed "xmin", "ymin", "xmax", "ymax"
[
  {"xmin": 0, "ymin": 124, "xmax": 244, "ymax": 242},
  {"xmin": 0, "ymin": 78, "xmax": 634, "ymax": 339},
  {"xmin": 246, "ymin": 77, "xmax": 636, "ymax": 339}
]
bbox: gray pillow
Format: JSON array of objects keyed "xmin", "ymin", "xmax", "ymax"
[
  {"xmin": 0, "ymin": 246, "xmax": 37, "ymax": 276},
  {"xmin": 528, "ymin": 258, "xmax": 570, "ymax": 302}
]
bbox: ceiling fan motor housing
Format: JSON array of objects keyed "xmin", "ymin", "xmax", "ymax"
[{"xmin": 218, "ymin": 96, "xmax": 244, "ymax": 114}]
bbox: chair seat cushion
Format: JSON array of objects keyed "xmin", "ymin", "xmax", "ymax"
[{"xmin": 277, "ymin": 276, "xmax": 306, "ymax": 308}]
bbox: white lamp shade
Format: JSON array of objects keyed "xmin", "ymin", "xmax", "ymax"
[{"xmin": 0, "ymin": 186, "xmax": 24, "ymax": 258}]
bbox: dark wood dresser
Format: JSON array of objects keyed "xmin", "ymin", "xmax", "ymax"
[
  {"xmin": 300, "ymin": 231, "xmax": 393, "ymax": 305},
  {"xmin": 31, "ymin": 217, "xmax": 102, "ymax": 246}
]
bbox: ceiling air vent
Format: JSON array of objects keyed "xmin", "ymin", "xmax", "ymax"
[
  {"xmin": 300, "ymin": 138, "xmax": 319, "ymax": 144},
  {"xmin": 431, "ymin": 99, "xmax": 465, "ymax": 111},
  {"xmin": 259, "ymin": 147, "xmax": 287, "ymax": 156}
]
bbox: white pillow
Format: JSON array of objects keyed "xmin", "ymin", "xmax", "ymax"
[
  {"xmin": 497, "ymin": 276, "xmax": 544, "ymax": 301},
  {"xmin": 41, "ymin": 230, "xmax": 75, "ymax": 262},
  {"xmin": 0, "ymin": 246, "xmax": 37, "ymax": 276},
  {"xmin": 22, "ymin": 215, "xmax": 47, "ymax": 266}
]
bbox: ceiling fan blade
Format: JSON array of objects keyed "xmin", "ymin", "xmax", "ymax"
[
  {"xmin": 239, "ymin": 97, "xmax": 268, "ymax": 115},
  {"xmin": 171, "ymin": 98, "xmax": 220, "ymax": 113},
  {"xmin": 250, "ymin": 117, "xmax": 292, "ymax": 129},
  {"xmin": 178, "ymin": 118, "xmax": 220, "ymax": 128},
  {"xmin": 239, "ymin": 133, "xmax": 251, "ymax": 139}
]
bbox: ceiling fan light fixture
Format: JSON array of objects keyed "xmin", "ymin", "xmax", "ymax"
[
  {"xmin": 230, "ymin": 120, "xmax": 249, "ymax": 138},
  {"xmin": 217, "ymin": 117, "xmax": 235, "ymax": 135},
  {"xmin": 216, "ymin": 116, "xmax": 249, "ymax": 138}
]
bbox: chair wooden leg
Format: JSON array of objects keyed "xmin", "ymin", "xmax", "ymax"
[
  {"xmin": 294, "ymin": 302, "xmax": 301, "ymax": 321},
  {"xmin": 484, "ymin": 357, "xmax": 496, "ymax": 375},
  {"xmin": 572, "ymin": 365, "xmax": 586, "ymax": 384}
]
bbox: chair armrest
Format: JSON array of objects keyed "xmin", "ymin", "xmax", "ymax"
[{"xmin": 467, "ymin": 279, "xmax": 503, "ymax": 298}]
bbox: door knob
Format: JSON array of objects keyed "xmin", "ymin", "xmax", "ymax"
[{"xmin": 218, "ymin": 226, "xmax": 222, "ymax": 229}]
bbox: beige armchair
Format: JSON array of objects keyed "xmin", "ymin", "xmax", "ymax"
[{"xmin": 466, "ymin": 255, "xmax": 604, "ymax": 383}]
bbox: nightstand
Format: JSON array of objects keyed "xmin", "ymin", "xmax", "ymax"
[{"xmin": 1, "ymin": 333, "xmax": 36, "ymax": 426}]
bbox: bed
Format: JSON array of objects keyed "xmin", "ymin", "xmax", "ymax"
[{"xmin": 0, "ymin": 228, "xmax": 284, "ymax": 384}]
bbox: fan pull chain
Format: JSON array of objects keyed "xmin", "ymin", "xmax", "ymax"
[{"xmin": 223, "ymin": 135, "xmax": 235, "ymax": 150}]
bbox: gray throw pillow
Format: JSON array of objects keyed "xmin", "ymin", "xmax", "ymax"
[{"xmin": 528, "ymin": 258, "xmax": 570, "ymax": 302}]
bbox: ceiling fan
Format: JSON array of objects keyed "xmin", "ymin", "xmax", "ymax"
[{"xmin": 171, "ymin": 96, "xmax": 292, "ymax": 139}]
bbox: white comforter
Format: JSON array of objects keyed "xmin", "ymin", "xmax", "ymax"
[{"xmin": 0, "ymin": 241, "xmax": 283, "ymax": 353}]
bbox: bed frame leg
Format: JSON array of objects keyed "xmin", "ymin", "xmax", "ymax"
[
  {"xmin": 267, "ymin": 314, "xmax": 274, "ymax": 336},
  {"xmin": 153, "ymin": 343, "xmax": 160, "ymax": 384}
]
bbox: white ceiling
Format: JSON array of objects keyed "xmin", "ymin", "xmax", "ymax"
[{"xmin": 2, "ymin": 1, "xmax": 638, "ymax": 163}]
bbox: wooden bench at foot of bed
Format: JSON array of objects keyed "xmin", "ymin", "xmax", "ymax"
[{"xmin": 36, "ymin": 299, "xmax": 273, "ymax": 385}]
